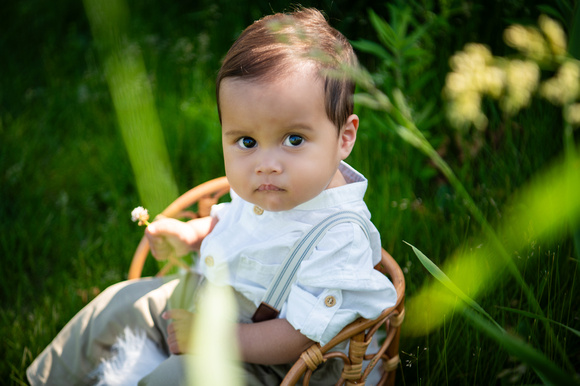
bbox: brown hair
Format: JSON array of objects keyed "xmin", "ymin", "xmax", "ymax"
[{"xmin": 216, "ymin": 8, "xmax": 357, "ymax": 131}]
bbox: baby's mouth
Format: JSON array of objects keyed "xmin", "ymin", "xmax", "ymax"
[{"xmin": 257, "ymin": 184, "xmax": 284, "ymax": 192}]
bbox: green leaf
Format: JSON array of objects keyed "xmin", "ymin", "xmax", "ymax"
[
  {"xmin": 416, "ymin": 112, "xmax": 443, "ymax": 133},
  {"xmin": 368, "ymin": 9, "xmax": 398, "ymax": 50},
  {"xmin": 404, "ymin": 241, "xmax": 504, "ymax": 331},
  {"xmin": 408, "ymin": 69, "xmax": 437, "ymax": 95},
  {"xmin": 400, "ymin": 46, "xmax": 431, "ymax": 60},
  {"xmin": 350, "ymin": 39, "xmax": 393, "ymax": 63},
  {"xmin": 389, "ymin": 4, "xmax": 411, "ymax": 40},
  {"xmin": 402, "ymin": 23, "xmax": 433, "ymax": 50},
  {"xmin": 414, "ymin": 98, "xmax": 439, "ymax": 127}
]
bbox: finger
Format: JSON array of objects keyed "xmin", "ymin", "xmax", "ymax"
[
  {"xmin": 166, "ymin": 323, "xmax": 183, "ymax": 354},
  {"xmin": 153, "ymin": 246, "xmax": 174, "ymax": 262},
  {"xmin": 167, "ymin": 321, "xmax": 175, "ymax": 336},
  {"xmin": 147, "ymin": 231, "xmax": 191, "ymax": 261},
  {"xmin": 145, "ymin": 229, "xmax": 172, "ymax": 260},
  {"xmin": 145, "ymin": 222, "xmax": 158, "ymax": 234},
  {"xmin": 167, "ymin": 333, "xmax": 181, "ymax": 355},
  {"xmin": 148, "ymin": 240, "xmax": 168, "ymax": 258},
  {"xmin": 146, "ymin": 218, "xmax": 182, "ymax": 236},
  {"xmin": 163, "ymin": 308, "xmax": 193, "ymax": 321}
]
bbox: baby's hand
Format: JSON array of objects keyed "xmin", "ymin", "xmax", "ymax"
[
  {"xmin": 145, "ymin": 218, "xmax": 198, "ymax": 261},
  {"xmin": 163, "ymin": 309, "xmax": 195, "ymax": 354}
]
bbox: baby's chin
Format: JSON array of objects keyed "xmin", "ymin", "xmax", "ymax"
[
  {"xmin": 236, "ymin": 184, "xmax": 325, "ymax": 212},
  {"xmin": 243, "ymin": 193, "xmax": 305, "ymax": 213},
  {"xmin": 250, "ymin": 200, "xmax": 298, "ymax": 213}
]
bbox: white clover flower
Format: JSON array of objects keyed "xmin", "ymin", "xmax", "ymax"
[
  {"xmin": 131, "ymin": 206, "xmax": 150, "ymax": 226},
  {"xmin": 539, "ymin": 15, "xmax": 567, "ymax": 57}
]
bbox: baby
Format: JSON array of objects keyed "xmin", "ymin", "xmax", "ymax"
[{"xmin": 27, "ymin": 7, "xmax": 396, "ymax": 385}]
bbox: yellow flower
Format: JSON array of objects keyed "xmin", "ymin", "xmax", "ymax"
[
  {"xmin": 504, "ymin": 25, "xmax": 529, "ymax": 51},
  {"xmin": 449, "ymin": 43, "xmax": 492, "ymax": 74},
  {"xmin": 444, "ymin": 44, "xmax": 505, "ymax": 129},
  {"xmin": 444, "ymin": 72, "xmax": 472, "ymax": 97},
  {"xmin": 481, "ymin": 66, "xmax": 505, "ymax": 98},
  {"xmin": 540, "ymin": 60, "xmax": 580, "ymax": 105},
  {"xmin": 504, "ymin": 25, "xmax": 549, "ymax": 62},
  {"xmin": 565, "ymin": 103, "xmax": 580, "ymax": 125},
  {"xmin": 501, "ymin": 60, "xmax": 540, "ymax": 114},
  {"xmin": 539, "ymin": 15, "xmax": 567, "ymax": 57},
  {"xmin": 447, "ymin": 92, "xmax": 487, "ymax": 131}
]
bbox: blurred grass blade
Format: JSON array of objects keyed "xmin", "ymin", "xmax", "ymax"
[
  {"xmin": 497, "ymin": 306, "xmax": 580, "ymax": 338},
  {"xmin": 462, "ymin": 308, "xmax": 578, "ymax": 386},
  {"xmin": 404, "ymin": 241, "xmax": 503, "ymax": 331},
  {"xmin": 83, "ymin": 0, "xmax": 178, "ymax": 216},
  {"xmin": 189, "ymin": 280, "xmax": 243, "ymax": 386}
]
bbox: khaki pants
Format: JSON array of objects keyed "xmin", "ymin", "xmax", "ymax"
[
  {"xmin": 27, "ymin": 276, "xmax": 179, "ymax": 385},
  {"xmin": 27, "ymin": 273, "xmax": 342, "ymax": 385}
]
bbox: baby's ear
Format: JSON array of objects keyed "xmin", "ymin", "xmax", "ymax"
[{"xmin": 338, "ymin": 114, "xmax": 359, "ymax": 160}]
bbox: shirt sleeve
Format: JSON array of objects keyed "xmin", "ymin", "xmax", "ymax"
[
  {"xmin": 283, "ymin": 222, "xmax": 397, "ymax": 346},
  {"xmin": 210, "ymin": 202, "xmax": 230, "ymax": 220},
  {"xmin": 210, "ymin": 189, "xmax": 237, "ymax": 220}
]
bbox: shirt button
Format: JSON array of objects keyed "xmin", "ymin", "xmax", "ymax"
[
  {"xmin": 253, "ymin": 206, "xmax": 264, "ymax": 215},
  {"xmin": 204, "ymin": 256, "xmax": 214, "ymax": 267},
  {"xmin": 324, "ymin": 295, "xmax": 336, "ymax": 307}
]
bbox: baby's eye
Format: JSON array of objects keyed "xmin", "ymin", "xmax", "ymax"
[
  {"xmin": 284, "ymin": 134, "xmax": 304, "ymax": 147},
  {"xmin": 237, "ymin": 137, "xmax": 257, "ymax": 149}
]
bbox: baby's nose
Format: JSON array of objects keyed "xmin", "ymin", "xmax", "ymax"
[{"xmin": 255, "ymin": 151, "xmax": 282, "ymax": 174}]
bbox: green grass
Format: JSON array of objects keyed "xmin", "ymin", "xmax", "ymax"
[{"xmin": 2, "ymin": 0, "xmax": 580, "ymax": 384}]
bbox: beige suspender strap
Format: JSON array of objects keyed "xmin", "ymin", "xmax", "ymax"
[{"xmin": 251, "ymin": 211, "xmax": 371, "ymax": 323}]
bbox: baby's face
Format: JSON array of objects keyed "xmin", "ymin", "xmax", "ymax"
[{"xmin": 219, "ymin": 68, "xmax": 356, "ymax": 212}]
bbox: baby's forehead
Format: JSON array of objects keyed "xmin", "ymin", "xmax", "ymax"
[
  {"xmin": 221, "ymin": 70, "xmax": 324, "ymax": 105},
  {"xmin": 219, "ymin": 67, "xmax": 334, "ymax": 131},
  {"xmin": 222, "ymin": 61, "xmax": 320, "ymax": 89},
  {"xmin": 219, "ymin": 70, "xmax": 326, "ymax": 116}
]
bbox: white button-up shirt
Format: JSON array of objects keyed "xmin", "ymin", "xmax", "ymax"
[{"xmin": 199, "ymin": 162, "xmax": 397, "ymax": 346}]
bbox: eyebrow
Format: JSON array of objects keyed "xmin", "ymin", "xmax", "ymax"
[
  {"xmin": 223, "ymin": 124, "xmax": 314, "ymax": 137},
  {"xmin": 223, "ymin": 129, "xmax": 247, "ymax": 138},
  {"xmin": 285, "ymin": 123, "xmax": 314, "ymax": 132}
]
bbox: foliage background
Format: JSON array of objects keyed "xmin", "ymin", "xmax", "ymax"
[{"xmin": 1, "ymin": 0, "xmax": 578, "ymax": 384}]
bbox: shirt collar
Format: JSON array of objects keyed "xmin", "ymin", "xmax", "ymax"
[{"xmin": 292, "ymin": 161, "xmax": 368, "ymax": 211}]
